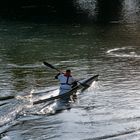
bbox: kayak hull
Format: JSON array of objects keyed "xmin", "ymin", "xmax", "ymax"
[{"xmin": 33, "ymin": 74, "xmax": 99, "ymax": 105}]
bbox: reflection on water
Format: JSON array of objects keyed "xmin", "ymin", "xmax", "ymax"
[
  {"xmin": 76, "ymin": 0, "xmax": 97, "ymax": 17},
  {"xmin": 0, "ymin": 0, "xmax": 140, "ymax": 23},
  {"xmin": 122, "ymin": 0, "xmax": 140, "ymax": 23},
  {"xmin": 76, "ymin": 0, "xmax": 140, "ymax": 23}
]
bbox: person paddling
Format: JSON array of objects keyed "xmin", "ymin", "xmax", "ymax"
[{"xmin": 55, "ymin": 69, "xmax": 77, "ymax": 95}]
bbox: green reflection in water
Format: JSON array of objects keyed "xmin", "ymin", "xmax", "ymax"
[{"xmin": 0, "ymin": 22, "xmax": 140, "ymax": 92}]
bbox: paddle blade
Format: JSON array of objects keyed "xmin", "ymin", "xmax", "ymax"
[
  {"xmin": 43, "ymin": 62, "xmax": 54, "ymax": 69},
  {"xmin": 43, "ymin": 62, "xmax": 60, "ymax": 72}
]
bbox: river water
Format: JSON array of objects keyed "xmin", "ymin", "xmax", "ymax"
[
  {"xmin": 0, "ymin": 20, "xmax": 140, "ymax": 140},
  {"xmin": 0, "ymin": 4, "xmax": 140, "ymax": 139}
]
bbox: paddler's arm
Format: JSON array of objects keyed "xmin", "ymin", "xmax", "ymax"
[
  {"xmin": 55, "ymin": 72, "xmax": 64, "ymax": 79},
  {"xmin": 55, "ymin": 73, "xmax": 60, "ymax": 79}
]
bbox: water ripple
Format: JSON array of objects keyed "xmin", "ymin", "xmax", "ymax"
[{"xmin": 107, "ymin": 46, "xmax": 140, "ymax": 58}]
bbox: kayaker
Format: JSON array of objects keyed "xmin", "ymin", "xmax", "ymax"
[{"xmin": 55, "ymin": 69, "xmax": 77, "ymax": 95}]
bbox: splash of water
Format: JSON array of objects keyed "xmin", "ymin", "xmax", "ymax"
[{"xmin": 87, "ymin": 81, "xmax": 99, "ymax": 91}]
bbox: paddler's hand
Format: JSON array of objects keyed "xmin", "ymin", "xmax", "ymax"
[{"xmin": 71, "ymin": 81, "xmax": 78, "ymax": 88}]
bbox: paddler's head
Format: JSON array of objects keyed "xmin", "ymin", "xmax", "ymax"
[{"xmin": 65, "ymin": 69, "xmax": 71, "ymax": 76}]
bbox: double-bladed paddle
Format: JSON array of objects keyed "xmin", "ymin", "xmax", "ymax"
[{"xmin": 43, "ymin": 61, "xmax": 88, "ymax": 87}]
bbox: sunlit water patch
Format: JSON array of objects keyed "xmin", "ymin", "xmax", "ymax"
[
  {"xmin": 0, "ymin": 101, "xmax": 24, "ymax": 127},
  {"xmin": 0, "ymin": 89, "xmax": 35, "ymax": 136}
]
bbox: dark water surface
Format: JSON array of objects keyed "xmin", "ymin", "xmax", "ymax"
[{"xmin": 0, "ymin": 20, "xmax": 140, "ymax": 140}]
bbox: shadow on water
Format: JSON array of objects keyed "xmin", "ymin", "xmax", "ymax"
[{"xmin": 0, "ymin": 0, "xmax": 140, "ymax": 23}]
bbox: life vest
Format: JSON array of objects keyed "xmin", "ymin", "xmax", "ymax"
[{"xmin": 58, "ymin": 73, "xmax": 75, "ymax": 86}]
